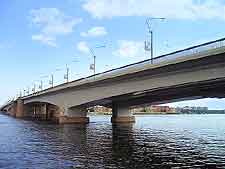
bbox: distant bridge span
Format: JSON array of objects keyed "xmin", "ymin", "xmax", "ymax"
[{"xmin": 2, "ymin": 38, "xmax": 225, "ymax": 123}]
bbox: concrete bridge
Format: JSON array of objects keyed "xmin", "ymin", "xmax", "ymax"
[{"xmin": 1, "ymin": 38, "xmax": 225, "ymax": 123}]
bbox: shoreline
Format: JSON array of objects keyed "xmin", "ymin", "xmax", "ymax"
[{"xmin": 89, "ymin": 112, "xmax": 225, "ymax": 116}]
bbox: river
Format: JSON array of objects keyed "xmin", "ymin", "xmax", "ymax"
[{"xmin": 0, "ymin": 113, "xmax": 225, "ymax": 169}]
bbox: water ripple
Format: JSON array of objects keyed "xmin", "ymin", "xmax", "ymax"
[{"xmin": 0, "ymin": 114, "xmax": 225, "ymax": 168}]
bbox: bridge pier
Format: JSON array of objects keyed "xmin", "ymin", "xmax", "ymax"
[
  {"xmin": 8, "ymin": 102, "xmax": 17, "ymax": 117},
  {"xmin": 111, "ymin": 102, "xmax": 135, "ymax": 123},
  {"xmin": 15, "ymin": 99, "xmax": 25, "ymax": 118},
  {"xmin": 59, "ymin": 106, "xmax": 89, "ymax": 124}
]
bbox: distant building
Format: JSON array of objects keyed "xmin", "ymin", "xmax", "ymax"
[
  {"xmin": 197, "ymin": 107, "xmax": 208, "ymax": 111},
  {"xmin": 177, "ymin": 106, "xmax": 209, "ymax": 114},
  {"xmin": 88, "ymin": 106, "xmax": 112, "ymax": 114},
  {"xmin": 150, "ymin": 106, "xmax": 176, "ymax": 113},
  {"xmin": 132, "ymin": 105, "xmax": 176, "ymax": 114},
  {"xmin": 94, "ymin": 106, "xmax": 112, "ymax": 113},
  {"xmin": 88, "ymin": 105, "xmax": 212, "ymax": 115},
  {"xmin": 132, "ymin": 107, "xmax": 145, "ymax": 113}
]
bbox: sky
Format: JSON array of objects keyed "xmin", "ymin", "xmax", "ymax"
[{"xmin": 1, "ymin": 0, "xmax": 225, "ymax": 109}]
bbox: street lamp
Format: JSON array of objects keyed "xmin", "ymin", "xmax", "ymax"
[
  {"xmin": 18, "ymin": 91, "xmax": 22, "ymax": 98},
  {"xmin": 64, "ymin": 65, "xmax": 69, "ymax": 83},
  {"xmin": 48, "ymin": 68, "xmax": 63, "ymax": 88},
  {"xmin": 89, "ymin": 45, "xmax": 106, "ymax": 75},
  {"xmin": 32, "ymin": 83, "xmax": 36, "ymax": 93},
  {"xmin": 49, "ymin": 74, "xmax": 54, "ymax": 88},
  {"xmin": 38, "ymin": 80, "xmax": 43, "ymax": 91},
  {"xmin": 27, "ymin": 87, "xmax": 30, "ymax": 95},
  {"xmin": 145, "ymin": 17, "xmax": 165, "ymax": 64}
]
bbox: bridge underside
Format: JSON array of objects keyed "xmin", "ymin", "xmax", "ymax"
[
  {"xmin": 23, "ymin": 102, "xmax": 61, "ymax": 122},
  {"xmin": 58, "ymin": 78, "xmax": 225, "ymax": 123},
  {"xmin": 80, "ymin": 78, "xmax": 225, "ymax": 108},
  {"xmin": 15, "ymin": 102, "xmax": 90, "ymax": 124},
  {"xmin": 4, "ymin": 79, "xmax": 225, "ymax": 124},
  {"xmin": 112, "ymin": 78, "xmax": 225, "ymax": 107}
]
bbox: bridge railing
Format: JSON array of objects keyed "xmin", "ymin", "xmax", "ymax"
[
  {"xmin": 89, "ymin": 37, "xmax": 225, "ymax": 79},
  {"xmin": 153, "ymin": 38, "xmax": 225, "ymax": 64},
  {"xmin": 0, "ymin": 99, "xmax": 14, "ymax": 110}
]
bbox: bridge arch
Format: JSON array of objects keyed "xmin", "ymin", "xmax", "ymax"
[{"xmin": 24, "ymin": 101, "xmax": 63, "ymax": 122}]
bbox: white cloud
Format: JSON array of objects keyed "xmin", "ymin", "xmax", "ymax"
[
  {"xmin": 32, "ymin": 34, "xmax": 57, "ymax": 47},
  {"xmin": 30, "ymin": 8, "xmax": 82, "ymax": 47},
  {"xmin": 113, "ymin": 40, "xmax": 145, "ymax": 59},
  {"xmin": 81, "ymin": 26, "xmax": 108, "ymax": 37},
  {"xmin": 83, "ymin": 0, "xmax": 225, "ymax": 20},
  {"xmin": 113, "ymin": 40, "xmax": 145, "ymax": 58},
  {"xmin": 77, "ymin": 41, "xmax": 90, "ymax": 54}
]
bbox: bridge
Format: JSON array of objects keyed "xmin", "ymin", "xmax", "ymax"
[{"xmin": 1, "ymin": 38, "xmax": 225, "ymax": 123}]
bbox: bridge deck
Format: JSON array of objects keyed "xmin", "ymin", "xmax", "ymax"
[{"xmin": 20, "ymin": 37, "xmax": 225, "ymax": 99}]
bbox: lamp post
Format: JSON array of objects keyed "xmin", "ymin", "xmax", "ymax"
[
  {"xmin": 89, "ymin": 45, "xmax": 106, "ymax": 75},
  {"xmin": 89, "ymin": 48, "xmax": 96, "ymax": 75},
  {"xmin": 49, "ymin": 74, "xmax": 54, "ymax": 88},
  {"xmin": 32, "ymin": 84, "xmax": 36, "ymax": 93},
  {"xmin": 145, "ymin": 17, "xmax": 165, "ymax": 64},
  {"xmin": 38, "ymin": 80, "xmax": 43, "ymax": 91},
  {"xmin": 64, "ymin": 65, "xmax": 69, "ymax": 83},
  {"xmin": 27, "ymin": 87, "xmax": 30, "ymax": 95}
]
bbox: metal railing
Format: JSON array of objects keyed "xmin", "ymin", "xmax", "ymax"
[
  {"xmin": 84, "ymin": 37, "xmax": 225, "ymax": 80},
  {"xmin": 0, "ymin": 99, "xmax": 14, "ymax": 110}
]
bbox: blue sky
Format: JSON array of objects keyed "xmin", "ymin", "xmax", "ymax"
[{"xmin": 1, "ymin": 0, "xmax": 225, "ymax": 109}]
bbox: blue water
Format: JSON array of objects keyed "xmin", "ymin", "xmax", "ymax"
[{"xmin": 0, "ymin": 114, "xmax": 225, "ymax": 169}]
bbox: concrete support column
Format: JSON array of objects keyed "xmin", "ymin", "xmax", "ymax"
[
  {"xmin": 16, "ymin": 99, "xmax": 24, "ymax": 118},
  {"xmin": 111, "ymin": 102, "xmax": 135, "ymax": 123},
  {"xmin": 58, "ymin": 106, "xmax": 89, "ymax": 124},
  {"xmin": 9, "ymin": 102, "xmax": 17, "ymax": 117},
  {"xmin": 43, "ymin": 104, "xmax": 48, "ymax": 120}
]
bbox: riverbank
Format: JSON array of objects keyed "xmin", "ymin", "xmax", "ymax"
[{"xmin": 89, "ymin": 111, "xmax": 225, "ymax": 116}]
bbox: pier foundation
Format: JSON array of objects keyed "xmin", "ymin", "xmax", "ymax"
[
  {"xmin": 59, "ymin": 106, "xmax": 89, "ymax": 124},
  {"xmin": 111, "ymin": 102, "xmax": 135, "ymax": 123}
]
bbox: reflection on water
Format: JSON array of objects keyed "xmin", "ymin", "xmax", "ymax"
[{"xmin": 0, "ymin": 114, "xmax": 225, "ymax": 168}]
